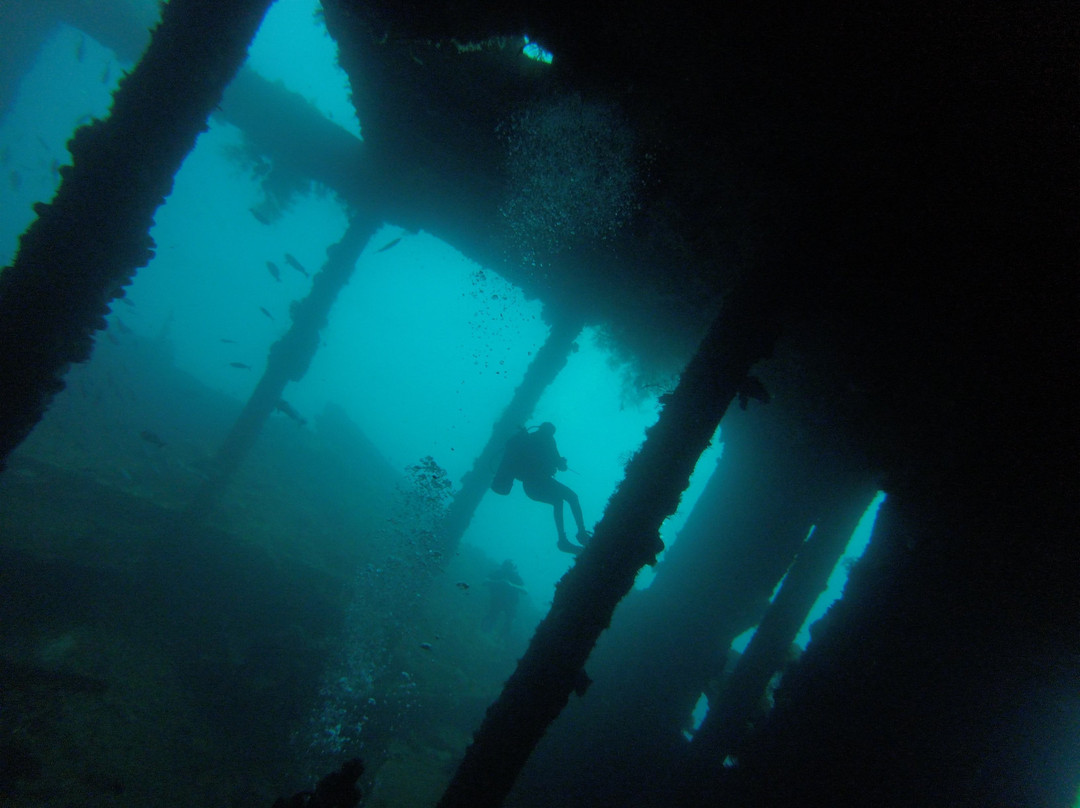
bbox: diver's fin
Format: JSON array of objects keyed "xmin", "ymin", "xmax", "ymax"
[{"xmin": 557, "ymin": 538, "xmax": 583, "ymax": 555}]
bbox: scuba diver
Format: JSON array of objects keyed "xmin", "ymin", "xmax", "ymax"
[
  {"xmin": 492, "ymin": 422, "xmax": 591, "ymax": 554},
  {"xmin": 482, "ymin": 559, "xmax": 527, "ymax": 638}
]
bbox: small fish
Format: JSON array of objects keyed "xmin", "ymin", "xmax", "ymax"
[
  {"xmin": 284, "ymin": 253, "xmax": 308, "ymax": 277},
  {"xmin": 105, "ymin": 332, "xmax": 120, "ymax": 345},
  {"xmin": 250, "ymin": 208, "xmax": 271, "ymax": 225},
  {"xmin": 258, "ymin": 307, "xmax": 274, "ymax": 320},
  {"xmin": 376, "ymin": 236, "xmax": 402, "ymax": 253},
  {"xmin": 266, "ymin": 261, "xmax": 281, "ymax": 281},
  {"xmin": 139, "ymin": 430, "xmax": 166, "ymax": 448},
  {"xmin": 456, "ymin": 581, "xmax": 470, "ymax": 591},
  {"xmin": 118, "ymin": 297, "xmax": 135, "ymax": 307},
  {"xmin": 419, "ymin": 642, "xmax": 433, "ymax": 651},
  {"xmin": 229, "ymin": 362, "xmax": 251, "ymax": 369},
  {"xmin": 220, "ymin": 338, "xmax": 237, "ymax": 344},
  {"xmin": 114, "ymin": 317, "xmax": 132, "ymax": 335},
  {"xmin": 9, "ymin": 171, "xmax": 21, "ymax": 190},
  {"xmin": 275, "ymin": 399, "xmax": 306, "ymax": 426},
  {"xmin": 75, "ymin": 35, "xmax": 86, "ymax": 63},
  {"xmin": 100, "ymin": 64, "xmax": 111, "ymax": 84}
]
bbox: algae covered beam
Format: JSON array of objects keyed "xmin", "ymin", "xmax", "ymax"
[
  {"xmin": 0, "ymin": 0, "xmax": 277, "ymax": 471},
  {"xmin": 188, "ymin": 213, "xmax": 379, "ymax": 515},
  {"xmin": 436, "ymin": 273, "xmax": 784, "ymax": 808},
  {"xmin": 682, "ymin": 485, "xmax": 880, "ymax": 802}
]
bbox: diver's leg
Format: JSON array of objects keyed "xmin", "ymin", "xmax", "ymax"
[
  {"xmin": 565, "ymin": 487, "xmax": 586, "ymax": 534},
  {"xmin": 522, "ymin": 477, "xmax": 558, "ymax": 506},
  {"xmin": 552, "ymin": 500, "xmax": 582, "ymax": 554},
  {"xmin": 551, "ymin": 481, "xmax": 589, "ymax": 544},
  {"xmin": 524, "ymin": 478, "xmax": 581, "ymax": 554},
  {"xmin": 553, "ymin": 500, "xmax": 566, "ymax": 538}
]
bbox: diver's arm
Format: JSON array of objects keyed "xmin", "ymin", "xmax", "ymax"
[{"xmin": 546, "ymin": 436, "xmax": 568, "ymax": 472}]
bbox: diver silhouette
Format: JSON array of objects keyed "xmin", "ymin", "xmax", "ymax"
[
  {"xmin": 492, "ymin": 422, "xmax": 591, "ymax": 554},
  {"xmin": 482, "ymin": 559, "xmax": 527, "ymax": 637}
]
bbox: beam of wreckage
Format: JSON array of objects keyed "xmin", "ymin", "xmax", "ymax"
[
  {"xmin": 0, "ymin": 0, "xmax": 278, "ymax": 469},
  {"xmin": 49, "ymin": 0, "xmax": 529, "ymax": 291}
]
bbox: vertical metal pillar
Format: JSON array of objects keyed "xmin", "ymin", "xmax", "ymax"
[{"xmin": 0, "ymin": 0, "xmax": 277, "ymax": 471}]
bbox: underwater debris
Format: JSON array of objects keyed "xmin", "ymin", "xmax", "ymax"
[
  {"xmin": 229, "ymin": 362, "xmax": 251, "ymax": 369},
  {"xmin": 275, "ymin": 399, "xmax": 306, "ymax": 426},
  {"xmin": 402, "ymin": 456, "xmax": 454, "ymax": 520},
  {"xmin": 284, "ymin": 253, "xmax": 309, "ymax": 277},
  {"xmin": 266, "ymin": 261, "xmax": 281, "ymax": 282},
  {"xmin": 139, "ymin": 430, "xmax": 166, "ymax": 448},
  {"xmin": 737, "ymin": 375, "xmax": 770, "ymax": 410},
  {"xmin": 259, "ymin": 306, "xmax": 275, "ymax": 321},
  {"xmin": 272, "ymin": 757, "xmax": 364, "ymax": 808},
  {"xmin": 375, "ymin": 236, "xmax": 402, "ymax": 253}
]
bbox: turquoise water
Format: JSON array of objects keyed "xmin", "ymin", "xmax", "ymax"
[
  {"xmin": 0, "ymin": 3, "xmax": 912, "ymax": 804},
  {"xmin": 0, "ymin": 5, "xmax": 673, "ymax": 605}
]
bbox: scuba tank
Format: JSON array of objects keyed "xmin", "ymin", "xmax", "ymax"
[{"xmin": 491, "ymin": 426, "xmax": 529, "ymax": 495}]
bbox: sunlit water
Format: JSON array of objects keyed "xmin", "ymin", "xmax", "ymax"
[{"xmin": 0, "ymin": 4, "xmax": 922, "ymax": 802}]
